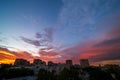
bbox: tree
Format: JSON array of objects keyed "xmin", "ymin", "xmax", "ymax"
[
  {"xmin": 106, "ymin": 68, "xmax": 120, "ymax": 80},
  {"xmin": 88, "ymin": 67, "xmax": 114, "ymax": 80},
  {"xmin": 58, "ymin": 67, "xmax": 82, "ymax": 80},
  {"xmin": 2, "ymin": 68, "xmax": 34, "ymax": 79},
  {"xmin": 37, "ymin": 69, "xmax": 56, "ymax": 80}
]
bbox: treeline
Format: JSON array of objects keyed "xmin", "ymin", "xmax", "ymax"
[
  {"xmin": 37, "ymin": 67, "xmax": 82, "ymax": 80},
  {"xmin": 83, "ymin": 67, "xmax": 118, "ymax": 80},
  {"xmin": 37, "ymin": 66, "xmax": 120, "ymax": 80},
  {"xmin": 0, "ymin": 64, "xmax": 34, "ymax": 79},
  {"xmin": 0, "ymin": 64, "xmax": 120, "ymax": 80}
]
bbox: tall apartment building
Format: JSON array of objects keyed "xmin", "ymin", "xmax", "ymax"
[{"xmin": 80, "ymin": 59, "xmax": 89, "ymax": 68}]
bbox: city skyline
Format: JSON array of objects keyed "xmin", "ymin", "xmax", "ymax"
[{"xmin": 0, "ymin": 0, "xmax": 120, "ymax": 65}]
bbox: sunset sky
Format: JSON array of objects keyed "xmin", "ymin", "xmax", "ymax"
[{"xmin": 0, "ymin": 0, "xmax": 120, "ymax": 65}]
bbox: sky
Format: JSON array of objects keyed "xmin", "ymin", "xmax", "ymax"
[{"xmin": 0, "ymin": 0, "xmax": 120, "ymax": 65}]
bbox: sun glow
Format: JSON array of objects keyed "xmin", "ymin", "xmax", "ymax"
[
  {"xmin": 0, "ymin": 59, "xmax": 15, "ymax": 64},
  {"xmin": 0, "ymin": 50, "xmax": 15, "ymax": 56}
]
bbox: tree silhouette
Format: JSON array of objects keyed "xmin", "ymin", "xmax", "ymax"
[{"xmin": 37, "ymin": 68, "xmax": 56, "ymax": 80}]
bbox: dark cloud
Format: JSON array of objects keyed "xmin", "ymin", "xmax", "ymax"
[
  {"xmin": 39, "ymin": 50, "xmax": 58, "ymax": 57},
  {"xmin": 94, "ymin": 37, "xmax": 120, "ymax": 47},
  {"xmin": 44, "ymin": 27, "xmax": 55, "ymax": 42},
  {"xmin": 20, "ymin": 27, "xmax": 55, "ymax": 47},
  {"xmin": 20, "ymin": 36, "xmax": 41, "ymax": 46},
  {"xmin": 90, "ymin": 49, "xmax": 120, "ymax": 62},
  {"xmin": 35, "ymin": 32, "xmax": 42, "ymax": 38},
  {"xmin": 89, "ymin": 26, "xmax": 120, "ymax": 62}
]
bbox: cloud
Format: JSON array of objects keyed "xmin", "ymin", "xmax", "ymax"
[
  {"xmin": 0, "ymin": 47, "xmax": 17, "ymax": 64},
  {"xmin": 35, "ymin": 32, "xmax": 42, "ymax": 38},
  {"xmin": 58, "ymin": 28, "xmax": 120, "ymax": 64},
  {"xmin": 89, "ymin": 26, "xmax": 120, "ymax": 62},
  {"xmin": 1, "ymin": 26, "xmax": 120, "ymax": 65},
  {"xmin": 44, "ymin": 27, "xmax": 55, "ymax": 42},
  {"xmin": 90, "ymin": 25, "xmax": 120, "ymax": 59},
  {"xmin": 39, "ymin": 50, "xmax": 58, "ymax": 57},
  {"xmin": 0, "ymin": 47, "xmax": 34, "ymax": 64},
  {"xmin": 20, "ymin": 36, "xmax": 41, "ymax": 47},
  {"xmin": 38, "ymin": 48, "xmax": 62, "ymax": 63},
  {"xmin": 20, "ymin": 27, "xmax": 55, "ymax": 47},
  {"xmin": 59, "ymin": 0, "xmax": 120, "ymax": 32},
  {"xmin": 106, "ymin": 26, "xmax": 120, "ymax": 38},
  {"xmin": 94, "ymin": 37, "xmax": 120, "ymax": 47},
  {"xmin": 54, "ymin": 0, "xmax": 120, "ymax": 46},
  {"xmin": 64, "ymin": 45, "xmax": 119, "ymax": 64},
  {"xmin": 90, "ymin": 49, "xmax": 120, "ymax": 62}
]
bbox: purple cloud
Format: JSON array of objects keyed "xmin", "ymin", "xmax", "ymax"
[
  {"xmin": 20, "ymin": 36, "xmax": 41, "ymax": 47},
  {"xmin": 20, "ymin": 27, "xmax": 55, "ymax": 47}
]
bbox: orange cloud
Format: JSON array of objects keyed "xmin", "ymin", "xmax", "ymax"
[
  {"xmin": 0, "ymin": 59, "xmax": 15, "ymax": 64},
  {"xmin": 0, "ymin": 47, "xmax": 34, "ymax": 64},
  {"xmin": 0, "ymin": 48, "xmax": 16, "ymax": 64},
  {"xmin": 0, "ymin": 50, "xmax": 15, "ymax": 56},
  {"xmin": 91, "ymin": 60, "xmax": 120, "ymax": 66}
]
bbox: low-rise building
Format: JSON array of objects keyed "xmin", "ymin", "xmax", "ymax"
[
  {"xmin": 80, "ymin": 59, "xmax": 89, "ymax": 68},
  {"xmin": 14, "ymin": 58, "xmax": 30, "ymax": 66},
  {"xmin": 48, "ymin": 61, "xmax": 55, "ymax": 66},
  {"xmin": 66, "ymin": 60, "xmax": 73, "ymax": 66},
  {"xmin": 33, "ymin": 59, "xmax": 46, "ymax": 66}
]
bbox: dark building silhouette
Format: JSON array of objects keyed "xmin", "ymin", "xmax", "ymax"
[
  {"xmin": 33, "ymin": 59, "xmax": 46, "ymax": 66},
  {"xmin": 14, "ymin": 58, "xmax": 30, "ymax": 66},
  {"xmin": 42, "ymin": 61, "xmax": 46, "ymax": 65},
  {"xmin": 33, "ymin": 59, "xmax": 42, "ymax": 65},
  {"xmin": 80, "ymin": 59, "xmax": 89, "ymax": 68},
  {"xmin": 66, "ymin": 60, "xmax": 73, "ymax": 66},
  {"xmin": 48, "ymin": 61, "xmax": 54, "ymax": 66}
]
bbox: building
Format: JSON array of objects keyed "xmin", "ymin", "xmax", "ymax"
[
  {"xmin": 33, "ymin": 59, "xmax": 46, "ymax": 66},
  {"xmin": 14, "ymin": 58, "xmax": 30, "ymax": 66},
  {"xmin": 42, "ymin": 61, "xmax": 46, "ymax": 65},
  {"xmin": 48, "ymin": 61, "xmax": 55, "ymax": 66},
  {"xmin": 33, "ymin": 59, "xmax": 42, "ymax": 65},
  {"xmin": 80, "ymin": 59, "xmax": 89, "ymax": 68},
  {"xmin": 66, "ymin": 60, "xmax": 73, "ymax": 66}
]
